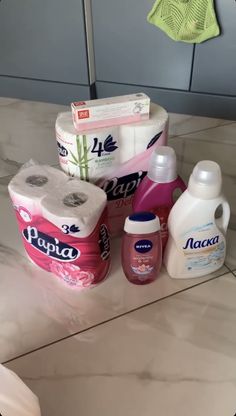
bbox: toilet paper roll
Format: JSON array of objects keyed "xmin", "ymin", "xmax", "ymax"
[
  {"xmin": 8, "ymin": 164, "xmax": 68, "ymax": 218},
  {"xmin": 56, "ymin": 103, "xmax": 168, "ymax": 181},
  {"xmin": 41, "ymin": 178, "xmax": 107, "ymax": 238},
  {"xmin": 119, "ymin": 102, "xmax": 168, "ymax": 160},
  {"xmin": 55, "ymin": 102, "xmax": 168, "ymax": 237},
  {"xmin": 56, "ymin": 112, "xmax": 120, "ymax": 181}
]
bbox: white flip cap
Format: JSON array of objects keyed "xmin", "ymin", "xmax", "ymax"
[
  {"xmin": 148, "ymin": 146, "xmax": 177, "ymax": 183},
  {"xmin": 188, "ymin": 160, "xmax": 222, "ymax": 199},
  {"xmin": 124, "ymin": 212, "xmax": 160, "ymax": 235}
]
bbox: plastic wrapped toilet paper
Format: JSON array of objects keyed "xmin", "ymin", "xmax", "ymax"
[
  {"xmin": 8, "ymin": 164, "xmax": 67, "ymax": 217},
  {"xmin": 41, "ymin": 179, "xmax": 107, "ymax": 238},
  {"xmin": 0, "ymin": 364, "xmax": 41, "ymax": 416},
  {"xmin": 8, "ymin": 164, "xmax": 110, "ymax": 288},
  {"xmin": 119, "ymin": 103, "xmax": 168, "ymax": 156},
  {"xmin": 56, "ymin": 112, "xmax": 120, "ymax": 181},
  {"xmin": 55, "ymin": 102, "xmax": 168, "ymax": 236}
]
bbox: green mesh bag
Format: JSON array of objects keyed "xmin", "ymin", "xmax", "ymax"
[{"xmin": 147, "ymin": 0, "xmax": 220, "ymax": 43}]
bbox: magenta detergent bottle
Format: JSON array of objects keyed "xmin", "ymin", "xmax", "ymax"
[
  {"xmin": 133, "ymin": 146, "xmax": 186, "ymax": 251},
  {"xmin": 122, "ymin": 212, "xmax": 162, "ymax": 285}
]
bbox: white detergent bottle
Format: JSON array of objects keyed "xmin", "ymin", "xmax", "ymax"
[{"xmin": 164, "ymin": 160, "xmax": 230, "ymax": 279}]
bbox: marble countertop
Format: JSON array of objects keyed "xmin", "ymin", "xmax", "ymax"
[{"xmin": 1, "ymin": 98, "xmax": 236, "ymax": 415}]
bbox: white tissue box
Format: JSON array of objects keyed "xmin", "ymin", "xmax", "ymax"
[{"xmin": 71, "ymin": 93, "xmax": 150, "ymax": 131}]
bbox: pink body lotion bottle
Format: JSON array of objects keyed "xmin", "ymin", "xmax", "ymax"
[
  {"xmin": 133, "ymin": 146, "xmax": 186, "ymax": 252},
  {"xmin": 122, "ymin": 212, "xmax": 162, "ymax": 285}
]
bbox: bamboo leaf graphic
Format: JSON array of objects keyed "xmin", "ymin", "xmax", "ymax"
[
  {"xmin": 68, "ymin": 158, "xmax": 94, "ymax": 168},
  {"xmin": 69, "ymin": 150, "xmax": 79, "ymax": 164},
  {"xmin": 76, "ymin": 137, "xmax": 82, "ymax": 156},
  {"xmin": 69, "ymin": 161, "xmax": 79, "ymax": 166},
  {"xmin": 76, "ymin": 136, "xmax": 84, "ymax": 180}
]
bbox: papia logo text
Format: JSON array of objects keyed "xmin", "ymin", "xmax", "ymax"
[
  {"xmin": 23, "ymin": 226, "xmax": 80, "ymax": 261},
  {"xmin": 99, "ymin": 224, "xmax": 110, "ymax": 260},
  {"xmin": 102, "ymin": 171, "xmax": 146, "ymax": 201},
  {"xmin": 183, "ymin": 235, "xmax": 219, "ymax": 250},
  {"xmin": 91, "ymin": 134, "xmax": 118, "ymax": 157}
]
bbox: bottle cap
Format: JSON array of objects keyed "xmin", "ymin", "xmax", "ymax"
[
  {"xmin": 188, "ymin": 160, "xmax": 222, "ymax": 199},
  {"xmin": 148, "ymin": 146, "xmax": 177, "ymax": 183},
  {"xmin": 124, "ymin": 212, "xmax": 160, "ymax": 235}
]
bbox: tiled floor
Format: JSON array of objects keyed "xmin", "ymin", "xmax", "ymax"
[
  {"xmin": 1, "ymin": 98, "xmax": 236, "ymax": 416},
  {"xmin": 6, "ymin": 273, "xmax": 236, "ymax": 416}
]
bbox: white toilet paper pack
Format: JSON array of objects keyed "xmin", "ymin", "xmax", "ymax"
[
  {"xmin": 56, "ymin": 113, "xmax": 120, "ymax": 181},
  {"xmin": 8, "ymin": 164, "xmax": 67, "ymax": 217},
  {"xmin": 0, "ymin": 364, "xmax": 41, "ymax": 416},
  {"xmin": 56, "ymin": 102, "xmax": 168, "ymax": 236},
  {"xmin": 8, "ymin": 164, "xmax": 110, "ymax": 288}
]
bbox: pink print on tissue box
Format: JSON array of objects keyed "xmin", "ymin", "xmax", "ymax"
[{"xmin": 8, "ymin": 165, "xmax": 110, "ymax": 289}]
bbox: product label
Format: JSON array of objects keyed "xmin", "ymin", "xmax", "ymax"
[
  {"xmin": 135, "ymin": 239, "xmax": 153, "ymax": 253},
  {"xmin": 102, "ymin": 171, "xmax": 146, "ymax": 201},
  {"xmin": 23, "ymin": 226, "xmax": 80, "ymax": 261},
  {"xmin": 131, "ymin": 239, "xmax": 154, "ymax": 280},
  {"xmin": 77, "ymin": 109, "xmax": 90, "ymax": 119},
  {"xmin": 74, "ymin": 101, "xmax": 86, "ymax": 106},
  {"xmin": 71, "ymin": 94, "xmax": 150, "ymax": 123},
  {"xmin": 56, "ymin": 129, "xmax": 120, "ymax": 182},
  {"xmin": 57, "ymin": 141, "xmax": 68, "ymax": 157},
  {"xmin": 99, "ymin": 224, "xmax": 110, "ymax": 260},
  {"xmin": 183, "ymin": 235, "xmax": 219, "ymax": 250},
  {"xmin": 152, "ymin": 206, "xmax": 170, "ymax": 250},
  {"xmin": 91, "ymin": 134, "xmax": 118, "ymax": 157},
  {"xmin": 14, "ymin": 206, "xmax": 110, "ymax": 288},
  {"xmin": 181, "ymin": 223, "xmax": 225, "ymax": 272}
]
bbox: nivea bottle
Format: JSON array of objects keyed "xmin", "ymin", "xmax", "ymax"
[
  {"xmin": 121, "ymin": 212, "xmax": 162, "ymax": 285},
  {"xmin": 133, "ymin": 146, "xmax": 186, "ymax": 251},
  {"xmin": 164, "ymin": 161, "xmax": 230, "ymax": 278}
]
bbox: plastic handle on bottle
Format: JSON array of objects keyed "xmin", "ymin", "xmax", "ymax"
[{"xmin": 216, "ymin": 200, "xmax": 230, "ymax": 234}]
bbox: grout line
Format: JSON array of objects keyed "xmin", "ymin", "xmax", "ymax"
[
  {"xmin": 168, "ymin": 120, "xmax": 236, "ymax": 140},
  {"xmin": 3, "ymin": 268, "xmax": 230, "ymax": 365},
  {"xmin": 96, "ymin": 79, "xmax": 188, "ymax": 93},
  {"xmin": 224, "ymin": 263, "xmax": 236, "ymax": 276},
  {"xmin": 96, "ymin": 79, "xmax": 236, "ymax": 99}
]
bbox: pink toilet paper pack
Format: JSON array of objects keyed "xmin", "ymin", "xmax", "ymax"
[
  {"xmin": 14, "ymin": 208, "xmax": 110, "ymax": 288},
  {"xmin": 56, "ymin": 102, "xmax": 168, "ymax": 236},
  {"xmin": 8, "ymin": 164, "xmax": 110, "ymax": 289}
]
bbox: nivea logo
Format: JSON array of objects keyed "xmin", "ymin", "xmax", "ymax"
[
  {"xmin": 99, "ymin": 224, "xmax": 110, "ymax": 260},
  {"xmin": 102, "ymin": 171, "xmax": 146, "ymax": 201},
  {"xmin": 57, "ymin": 141, "xmax": 68, "ymax": 157},
  {"xmin": 183, "ymin": 235, "xmax": 219, "ymax": 250},
  {"xmin": 135, "ymin": 239, "xmax": 153, "ymax": 253},
  {"xmin": 23, "ymin": 226, "xmax": 80, "ymax": 261}
]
